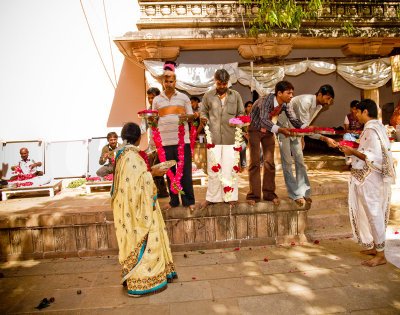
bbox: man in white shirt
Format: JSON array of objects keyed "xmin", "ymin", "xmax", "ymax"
[
  {"xmin": 277, "ymin": 85, "xmax": 335, "ymax": 205},
  {"xmin": 11, "ymin": 147, "xmax": 43, "ymax": 176}
]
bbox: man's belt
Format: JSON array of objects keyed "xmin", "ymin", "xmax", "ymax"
[{"xmin": 158, "ymin": 106, "xmax": 186, "ymax": 117}]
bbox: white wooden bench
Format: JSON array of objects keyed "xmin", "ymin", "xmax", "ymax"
[
  {"xmin": 192, "ymin": 170, "xmax": 207, "ymax": 185},
  {"xmin": 0, "ymin": 180, "xmax": 63, "ymax": 200},
  {"xmin": 85, "ymin": 181, "xmax": 112, "ymax": 194}
]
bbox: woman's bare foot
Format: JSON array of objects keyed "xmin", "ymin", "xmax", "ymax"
[
  {"xmin": 361, "ymin": 251, "xmax": 387, "ymax": 267},
  {"xmin": 360, "ymin": 248, "xmax": 377, "ymax": 255},
  {"xmin": 272, "ymin": 197, "xmax": 280, "ymax": 206},
  {"xmin": 294, "ymin": 198, "xmax": 306, "ymax": 206},
  {"xmin": 162, "ymin": 204, "xmax": 172, "ymax": 211},
  {"xmin": 246, "ymin": 199, "xmax": 256, "ymax": 206},
  {"xmin": 188, "ymin": 204, "xmax": 196, "ymax": 212},
  {"xmin": 199, "ymin": 200, "xmax": 213, "ymax": 210}
]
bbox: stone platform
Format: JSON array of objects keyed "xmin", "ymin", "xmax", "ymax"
[{"xmin": 0, "ymin": 167, "xmax": 352, "ymax": 261}]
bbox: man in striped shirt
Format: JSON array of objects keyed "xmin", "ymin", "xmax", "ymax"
[
  {"xmin": 152, "ymin": 69, "xmax": 196, "ymax": 211},
  {"xmin": 246, "ymin": 81, "xmax": 307, "ymax": 206}
]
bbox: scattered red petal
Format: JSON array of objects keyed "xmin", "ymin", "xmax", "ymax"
[
  {"xmin": 192, "ymin": 277, "xmax": 196, "ymax": 280},
  {"xmin": 289, "ymin": 270, "xmax": 292, "ymax": 273},
  {"xmin": 303, "ymin": 272, "xmax": 306, "ymax": 275},
  {"xmin": 323, "ymin": 227, "xmax": 325, "ymax": 229},
  {"xmin": 235, "ymin": 248, "xmax": 240, "ymax": 251},
  {"xmin": 291, "ymin": 242, "xmax": 295, "ymax": 246},
  {"xmin": 64, "ymin": 257, "xmax": 66, "ymax": 259},
  {"xmin": 49, "ymin": 297, "xmax": 55, "ymax": 303},
  {"xmin": 395, "ymin": 231, "xmax": 399, "ymax": 235},
  {"xmin": 264, "ymin": 258, "xmax": 268, "ymax": 262},
  {"xmin": 279, "ymin": 245, "xmax": 283, "ymax": 247},
  {"xmin": 345, "ymin": 236, "xmax": 351, "ymax": 239},
  {"xmin": 314, "ymin": 240, "xmax": 320, "ymax": 244}
]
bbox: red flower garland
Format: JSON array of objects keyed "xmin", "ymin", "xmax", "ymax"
[
  {"xmin": 233, "ymin": 165, "xmax": 240, "ymax": 173},
  {"xmin": 151, "ymin": 122, "xmax": 185, "ymax": 194},
  {"xmin": 206, "ymin": 143, "xmax": 215, "ymax": 149},
  {"xmin": 233, "ymin": 146, "xmax": 242, "ymax": 152},
  {"xmin": 190, "ymin": 125, "xmax": 198, "ymax": 158},
  {"xmin": 223, "ymin": 186, "xmax": 234, "ymax": 194},
  {"xmin": 211, "ymin": 164, "xmax": 222, "ymax": 173},
  {"xmin": 138, "ymin": 151, "xmax": 151, "ymax": 171}
]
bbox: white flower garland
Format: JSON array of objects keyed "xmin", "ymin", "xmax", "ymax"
[{"xmin": 204, "ymin": 124, "xmax": 244, "ymax": 201}]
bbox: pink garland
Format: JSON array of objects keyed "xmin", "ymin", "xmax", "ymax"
[
  {"xmin": 138, "ymin": 151, "xmax": 151, "ymax": 172},
  {"xmin": 189, "ymin": 124, "xmax": 198, "ymax": 158},
  {"xmin": 151, "ymin": 122, "xmax": 186, "ymax": 194}
]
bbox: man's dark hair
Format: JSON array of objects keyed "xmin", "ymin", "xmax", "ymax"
[
  {"xmin": 350, "ymin": 100, "xmax": 359, "ymax": 108},
  {"xmin": 121, "ymin": 123, "xmax": 141, "ymax": 145},
  {"xmin": 214, "ymin": 69, "xmax": 230, "ymax": 82},
  {"xmin": 190, "ymin": 96, "xmax": 200, "ymax": 102},
  {"xmin": 107, "ymin": 132, "xmax": 118, "ymax": 140},
  {"xmin": 316, "ymin": 85, "xmax": 335, "ymax": 98},
  {"xmin": 356, "ymin": 99, "xmax": 378, "ymax": 119},
  {"xmin": 275, "ymin": 81, "xmax": 294, "ymax": 95},
  {"xmin": 147, "ymin": 87, "xmax": 160, "ymax": 96},
  {"xmin": 244, "ymin": 101, "xmax": 253, "ymax": 108}
]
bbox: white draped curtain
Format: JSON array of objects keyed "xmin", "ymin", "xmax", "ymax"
[{"xmin": 143, "ymin": 58, "xmax": 392, "ymax": 95}]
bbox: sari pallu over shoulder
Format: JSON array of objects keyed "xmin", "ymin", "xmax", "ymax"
[{"xmin": 111, "ymin": 146, "xmax": 177, "ymax": 296}]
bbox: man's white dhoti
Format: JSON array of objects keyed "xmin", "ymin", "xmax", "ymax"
[
  {"xmin": 206, "ymin": 144, "xmax": 238, "ymax": 202},
  {"xmin": 348, "ymin": 120, "xmax": 395, "ymax": 252}
]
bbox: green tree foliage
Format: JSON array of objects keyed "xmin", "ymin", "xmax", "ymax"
[{"xmin": 240, "ymin": 0, "xmax": 325, "ymax": 35}]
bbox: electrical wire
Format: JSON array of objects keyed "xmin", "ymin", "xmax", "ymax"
[
  {"xmin": 102, "ymin": 0, "xmax": 117, "ymax": 85},
  {"xmin": 79, "ymin": 0, "xmax": 116, "ymax": 89}
]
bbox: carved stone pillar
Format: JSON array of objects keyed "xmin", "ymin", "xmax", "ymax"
[{"xmin": 362, "ymin": 88, "xmax": 381, "ymax": 121}]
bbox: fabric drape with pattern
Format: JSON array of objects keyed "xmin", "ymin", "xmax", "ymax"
[{"xmin": 111, "ymin": 145, "xmax": 177, "ymax": 296}]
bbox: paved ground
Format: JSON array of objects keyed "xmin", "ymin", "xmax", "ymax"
[{"xmin": 1, "ymin": 238, "xmax": 400, "ymax": 314}]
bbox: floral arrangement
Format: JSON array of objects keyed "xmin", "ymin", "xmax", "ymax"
[
  {"xmin": 67, "ymin": 178, "xmax": 87, "ymax": 188},
  {"xmin": 152, "ymin": 121, "xmax": 186, "ymax": 194},
  {"xmin": 204, "ymin": 120, "xmax": 244, "ymax": 201},
  {"xmin": 237, "ymin": 116, "xmax": 251, "ymax": 123},
  {"xmin": 229, "ymin": 116, "xmax": 251, "ymax": 126},
  {"xmin": 229, "ymin": 118, "xmax": 243, "ymax": 125},
  {"xmin": 339, "ymin": 140, "xmax": 359, "ymax": 148},
  {"xmin": 103, "ymin": 174, "xmax": 114, "ymax": 181},
  {"xmin": 86, "ymin": 177, "xmax": 102, "ymax": 182},
  {"xmin": 8, "ymin": 173, "xmax": 36, "ymax": 183},
  {"xmin": 16, "ymin": 182, "xmax": 33, "ymax": 187},
  {"xmin": 289, "ymin": 128, "xmax": 315, "ymax": 133},
  {"xmin": 138, "ymin": 151, "xmax": 151, "ymax": 172}
]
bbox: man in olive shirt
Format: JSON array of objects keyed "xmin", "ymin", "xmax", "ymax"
[
  {"xmin": 96, "ymin": 132, "xmax": 120, "ymax": 177},
  {"xmin": 200, "ymin": 69, "xmax": 244, "ymax": 207}
]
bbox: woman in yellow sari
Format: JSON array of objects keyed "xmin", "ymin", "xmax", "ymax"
[{"xmin": 111, "ymin": 122, "xmax": 177, "ymax": 296}]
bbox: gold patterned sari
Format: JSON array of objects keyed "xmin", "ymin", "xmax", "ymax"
[{"xmin": 111, "ymin": 145, "xmax": 177, "ymax": 296}]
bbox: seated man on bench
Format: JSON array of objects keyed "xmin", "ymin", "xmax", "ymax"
[
  {"xmin": 96, "ymin": 132, "xmax": 120, "ymax": 177},
  {"xmin": 11, "ymin": 147, "xmax": 43, "ymax": 177}
]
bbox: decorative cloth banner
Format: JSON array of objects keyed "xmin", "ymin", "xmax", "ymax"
[
  {"xmin": 143, "ymin": 58, "xmax": 391, "ymax": 95},
  {"xmin": 143, "ymin": 60, "xmax": 238, "ymax": 95},
  {"xmin": 336, "ymin": 58, "xmax": 392, "ymax": 90}
]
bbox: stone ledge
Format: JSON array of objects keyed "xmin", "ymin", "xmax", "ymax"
[{"xmin": 0, "ymin": 203, "xmax": 307, "ymax": 261}]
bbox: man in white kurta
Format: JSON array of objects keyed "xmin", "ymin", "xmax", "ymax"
[
  {"xmin": 339, "ymin": 99, "xmax": 395, "ymax": 267},
  {"xmin": 200, "ymin": 69, "xmax": 244, "ymax": 207}
]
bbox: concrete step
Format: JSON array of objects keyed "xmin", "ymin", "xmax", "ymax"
[
  {"xmin": 308, "ymin": 193, "xmax": 348, "ymax": 211},
  {"xmin": 307, "ymin": 208, "xmax": 350, "ymax": 229},
  {"xmin": 307, "ymin": 223, "xmax": 353, "ymax": 241}
]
